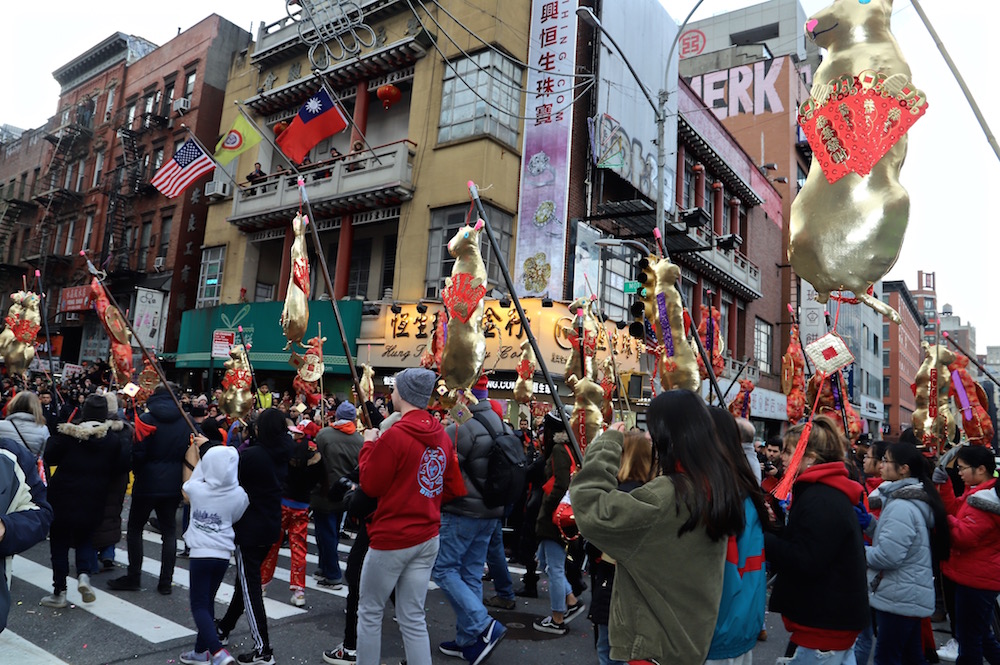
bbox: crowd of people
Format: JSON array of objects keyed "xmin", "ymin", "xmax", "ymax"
[{"xmin": 0, "ymin": 363, "xmax": 998, "ymax": 665}]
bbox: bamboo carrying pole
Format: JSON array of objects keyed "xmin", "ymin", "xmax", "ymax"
[{"xmin": 81, "ymin": 252, "xmax": 199, "ymax": 436}]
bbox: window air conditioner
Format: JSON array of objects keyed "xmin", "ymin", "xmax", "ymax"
[
  {"xmin": 172, "ymin": 98, "xmax": 191, "ymax": 114},
  {"xmin": 153, "ymin": 256, "xmax": 165, "ymax": 270},
  {"xmin": 205, "ymin": 181, "xmax": 230, "ymax": 198}
]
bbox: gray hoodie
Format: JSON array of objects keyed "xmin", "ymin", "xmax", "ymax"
[{"xmin": 182, "ymin": 446, "xmax": 249, "ymax": 560}]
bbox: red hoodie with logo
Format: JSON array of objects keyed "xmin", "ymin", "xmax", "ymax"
[{"xmin": 359, "ymin": 410, "xmax": 467, "ymax": 550}]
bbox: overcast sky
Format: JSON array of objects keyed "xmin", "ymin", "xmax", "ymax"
[{"xmin": 2, "ymin": 0, "xmax": 996, "ymax": 351}]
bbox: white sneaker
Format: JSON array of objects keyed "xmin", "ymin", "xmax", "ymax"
[
  {"xmin": 291, "ymin": 590, "xmax": 305, "ymax": 607},
  {"xmin": 78, "ymin": 573, "xmax": 96, "ymax": 603},
  {"xmin": 937, "ymin": 638, "xmax": 959, "ymax": 662},
  {"xmin": 40, "ymin": 591, "xmax": 67, "ymax": 608}
]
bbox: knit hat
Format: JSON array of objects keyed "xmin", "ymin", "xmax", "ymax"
[
  {"xmin": 81, "ymin": 394, "xmax": 109, "ymax": 422},
  {"xmin": 335, "ymin": 401, "xmax": 357, "ymax": 422},
  {"xmin": 471, "ymin": 374, "xmax": 489, "ymax": 400},
  {"xmin": 394, "ymin": 368, "xmax": 436, "ymax": 409},
  {"xmin": 104, "ymin": 392, "xmax": 120, "ymax": 420}
]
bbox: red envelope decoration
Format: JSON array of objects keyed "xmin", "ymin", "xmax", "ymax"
[
  {"xmin": 799, "ymin": 105, "xmax": 854, "ymax": 183},
  {"xmin": 805, "ymin": 331, "xmax": 855, "ymax": 376},
  {"xmin": 293, "ymin": 257, "xmax": 311, "ymax": 297},
  {"xmin": 442, "ymin": 272, "xmax": 486, "ymax": 323}
]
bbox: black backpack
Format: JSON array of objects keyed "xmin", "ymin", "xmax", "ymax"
[{"xmin": 464, "ymin": 412, "xmax": 527, "ymax": 509}]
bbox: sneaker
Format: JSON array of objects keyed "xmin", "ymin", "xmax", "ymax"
[
  {"xmin": 214, "ymin": 619, "xmax": 229, "ymax": 647},
  {"xmin": 236, "ymin": 648, "xmax": 275, "ymax": 665},
  {"xmin": 937, "ymin": 638, "xmax": 959, "ymax": 662},
  {"xmin": 532, "ymin": 616, "xmax": 568, "ymax": 636},
  {"xmin": 322, "ymin": 644, "xmax": 357, "ymax": 665},
  {"xmin": 179, "ymin": 649, "xmax": 210, "ymax": 664},
  {"xmin": 438, "ymin": 640, "xmax": 463, "ymax": 657},
  {"xmin": 158, "ymin": 581, "xmax": 173, "ymax": 595},
  {"xmin": 260, "ymin": 582, "xmax": 268, "ymax": 597},
  {"xmin": 312, "ymin": 571, "xmax": 328, "ymax": 583},
  {"xmin": 40, "ymin": 591, "xmax": 67, "ymax": 608},
  {"xmin": 758, "ymin": 629, "xmax": 768, "ymax": 642},
  {"xmin": 211, "ymin": 648, "xmax": 236, "ymax": 665},
  {"xmin": 100, "ymin": 558, "xmax": 115, "ymax": 572},
  {"xmin": 291, "ymin": 590, "xmax": 305, "ymax": 606},
  {"xmin": 562, "ymin": 602, "xmax": 585, "ymax": 624},
  {"xmin": 483, "ymin": 595, "xmax": 515, "ymax": 610},
  {"xmin": 107, "ymin": 574, "xmax": 140, "ymax": 591},
  {"xmin": 317, "ymin": 577, "xmax": 344, "ymax": 590},
  {"xmin": 78, "ymin": 573, "xmax": 96, "ymax": 603},
  {"xmin": 462, "ymin": 619, "xmax": 506, "ymax": 665}
]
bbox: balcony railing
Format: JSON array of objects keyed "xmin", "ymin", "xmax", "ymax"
[
  {"xmin": 228, "ymin": 140, "xmax": 415, "ymax": 230},
  {"xmin": 686, "ymin": 224, "xmax": 762, "ymax": 298}
]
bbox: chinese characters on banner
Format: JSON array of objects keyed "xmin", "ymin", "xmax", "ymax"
[{"xmin": 513, "ymin": 0, "xmax": 577, "ymax": 298}]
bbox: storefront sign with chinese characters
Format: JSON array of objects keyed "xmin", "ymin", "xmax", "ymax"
[
  {"xmin": 379, "ymin": 299, "xmax": 642, "ymax": 375},
  {"xmin": 513, "ymin": 0, "xmax": 578, "ymax": 298}
]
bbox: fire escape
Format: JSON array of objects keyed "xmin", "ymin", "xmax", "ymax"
[
  {"xmin": 103, "ymin": 115, "xmax": 146, "ymax": 273},
  {"xmin": 28, "ymin": 109, "xmax": 92, "ymax": 263},
  {"xmin": 0, "ymin": 187, "xmax": 37, "ymax": 270}
]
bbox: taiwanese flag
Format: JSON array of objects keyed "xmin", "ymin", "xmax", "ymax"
[{"xmin": 276, "ymin": 89, "xmax": 349, "ymax": 164}]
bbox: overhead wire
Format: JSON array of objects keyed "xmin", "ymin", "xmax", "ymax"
[
  {"xmin": 411, "ymin": 0, "xmax": 594, "ymax": 96},
  {"xmin": 403, "ymin": 0, "xmax": 595, "ymax": 123}
]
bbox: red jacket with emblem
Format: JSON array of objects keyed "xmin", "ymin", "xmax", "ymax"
[
  {"xmin": 940, "ymin": 478, "xmax": 1000, "ymax": 591},
  {"xmin": 359, "ymin": 410, "xmax": 466, "ymax": 550}
]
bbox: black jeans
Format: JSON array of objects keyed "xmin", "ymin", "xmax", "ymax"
[
  {"xmin": 874, "ymin": 609, "xmax": 926, "ymax": 665},
  {"xmin": 126, "ymin": 495, "xmax": 180, "ymax": 585},
  {"xmin": 343, "ymin": 523, "xmax": 370, "ymax": 650},
  {"xmin": 219, "ymin": 544, "xmax": 271, "ymax": 653},
  {"xmin": 49, "ymin": 519, "xmax": 96, "ymax": 593}
]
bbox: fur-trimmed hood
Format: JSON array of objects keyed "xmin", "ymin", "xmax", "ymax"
[
  {"xmin": 56, "ymin": 420, "xmax": 124, "ymax": 440},
  {"xmin": 967, "ymin": 486, "xmax": 1000, "ymax": 515},
  {"xmin": 867, "ymin": 477, "xmax": 931, "ymax": 511}
]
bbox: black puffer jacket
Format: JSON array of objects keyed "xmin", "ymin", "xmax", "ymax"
[
  {"xmin": 235, "ymin": 432, "xmax": 293, "ymax": 547},
  {"xmin": 442, "ymin": 400, "xmax": 506, "ymax": 519},
  {"xmin": 132, "ymin": 391, "xmax": 189, "ymax": 498},
  {"xmin": 45, "ymin": 419, "xmax": 130, "ymax": 531}
]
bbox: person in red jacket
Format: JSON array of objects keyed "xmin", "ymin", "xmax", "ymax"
[
  {"xmin": 934, "ymin": 445, "xmax": 1000, "ymax": 665},
  {"xmin": 355, "ymin": 368, "xmax": 466, "ymax": 665}
]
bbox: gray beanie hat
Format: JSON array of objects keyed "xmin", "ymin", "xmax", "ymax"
[{"xmin": 394, "ymin": 368, "xmax": 436, "ymax": 409}]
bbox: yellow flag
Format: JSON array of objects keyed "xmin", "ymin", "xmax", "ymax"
[{"xmin": 214, "ymin": 115, "xmax": 262, "ymax": 166}]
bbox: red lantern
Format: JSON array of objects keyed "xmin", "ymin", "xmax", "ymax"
[
  {"xmin": 273, "ymin": 120, "xmax": 288, "ymax": 136},
  {"xmin": 376, "ymin": 84, "xmax": 402, "ymax": 111}
]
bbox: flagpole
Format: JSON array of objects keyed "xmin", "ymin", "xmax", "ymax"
[
  {"xmin": 313, "ymin": 75, "xmax": 383, "ymax": 165},
  {"xmin": 179, "ymin": 124, "xmax": 242, "ymax": 190},
  {"xmin": 233, "ymin": 100, "xmax": 372, "ymax": 429}
]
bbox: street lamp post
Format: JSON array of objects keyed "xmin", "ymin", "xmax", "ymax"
[{"xmin": 576, "ymin": 1, "xmax": 706, "ymax": 238}]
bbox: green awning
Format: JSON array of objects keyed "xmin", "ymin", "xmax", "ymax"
[{"xmin": 175, "ymin": 300, "xmax": 362, "ymax": 373}]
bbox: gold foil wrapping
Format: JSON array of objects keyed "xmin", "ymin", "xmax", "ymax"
[
  {"xmin": 568, "ymin": 373, "xmax": 605, "ymax": 452},
  {"xmin": 281, "ymin": 214, "xmax": 310, "ymax": 350},
  {"xmin": 0, "ymin": 291, "xmax": 40, "ymax": 376},
  {"xmin": 220, "ymin": 345, "xmax": 254, "ymax": 422},
  {"xmin": 638, "ymin": 256, "xmax": 699, "ymax": 393},
  {"xmin": 912, "ymin": 343, "xmax": 956, "ymax": 452}
]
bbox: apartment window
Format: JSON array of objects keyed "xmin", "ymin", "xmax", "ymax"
[
  {"xmin": 719, "ymin": 299, "xmax": 731, "ymax": 349},
  {"xmin": 184, "ymin": 71, "xmax": 197, "ymax": 100},
  {"xmin": 63, "ymin": 161, "xmax": 75, "ymax": 190},
  {"xmin": 144, "ymin": 94, "xmax": 156, "ymax": 116},
  {"xmin": 64, "ymin": 220, "xmax": 75, "ymax": 255},
  {"xmin": 380, "ymin": 234, "xmax": 397, "ymax": 297},
  {"xmin": 196, "ymin": 246, "xmax": 225, "ymax": 308},
  {"xmin": 438, "ymin": 51, "xmax": 523, "ymax": 147},
  {"xmin": 704, "ymin": 180, "xmax": 716, "ymax": 221},
  {"xmin": 83, "ymin": 214, "xmax": 94, "ymax": 252},
  {"xmin": 158, "ymin": 215, "xmax": 172, "ymax": 258},
  {"xmin": 883, "ymin": 376, "xmax": 891, "ymax": 397},
  {"xmin": 139, "ymin": 220, "xmax": 152, "ymax": 267},
  {"xmin": 255, "ymin": 282, "xmax": 275, "ymax": 302},
  {"xmin": 683, "ymin": 155, "xmax": 696, "ymax": 208},
  {"xmin": 883, "ymin": 349, "xmax": 890, "ymax": 368},
  {"xmin": 104, "ymin": 86, "xmax": 116, "ymax": 122},
  {"xmin": 126, "ymin": 103, "xmax": 136, "ymax": 129},
  {"xmin": 152, "ymin": 146, "xmax": 165, "ymax": 172},
  {"xmin": 93, "ymin": 151, "xmax": 104, "ymax": 188},
  {"xmin": 424, "ymin": 204, "xmax": 513, "ymax": 299},
  {"xmin": 868, "ymin": 373, "xmax": 881, "ymax": 399},
  {"xmin": 347, "ymin": 238, "xmax": 372, "ymax": 298},
  {"xmin": 162, "ymin": 83, "xmax": 175, "ymax": 116},
  {"xmin": 754, "ymin": 318, "xmax": 773, "ymax": 374},
  {"xmin": 75, "ymin": 158, "xmax": 86, "ymax": 191}
]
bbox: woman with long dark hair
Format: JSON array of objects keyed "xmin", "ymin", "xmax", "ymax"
[
  {"xmin": 765, "ymin": 417, "xmax": 870, "ymax": 665},
  {"xmin": 705, "ymin": 407, "xmax": 770, "ymax": 665},
  {"xmin": 865, "ymin": 441, "xmax": 950, "ymax": 665},
  {"xmin": 571, "ymin": 390, "xmax": 746, "ymax": 664}
]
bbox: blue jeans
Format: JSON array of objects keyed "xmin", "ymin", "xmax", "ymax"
[
  {"xmin": 790, "ymin": 647, "xmax": 858, "ymax": 665},
  {"xmin": 597, "ymin": 624, "xmax": 626, "ymax": 665},
  {"xmin": 854, "ymin": 622, "xmax": 874, "ymax": 665},
  {"xmin": 190, "ymin": 557, "xmax": 229, "ymax": 654},
  {"xmin": 873, "ymin": 610, "xmax": 925, "ymax": 665},
  {"xmin": 537, "ymin": 538, "xmax": 569, "ymax": 614},
  {"xmin": 313, "ymin": 510, "xmax": 343, "ymax": 582},
  {"xmin": 432, "ymin": 513, "xmax": 497, "ymax": 647},
  {"xmin": 486, "ymin": 520, "xmax": 514, "ymax": 600},
  {"xmin": 954, "ymin": 583, "xmax": 1000, "ymax": 665}
]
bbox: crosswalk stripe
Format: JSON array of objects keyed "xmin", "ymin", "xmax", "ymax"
[
  {"xmin": 11, "ymin": 556, "xmax": 195, "ymax": 643},
  {"xmin": 0, "ymin": 630, "xmax": 70, "ymax": 664},
  {"xmin": 114, "ymin": 548, "xmax": 306, "ymax": 619}
]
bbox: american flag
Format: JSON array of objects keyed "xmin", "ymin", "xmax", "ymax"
[{"xmin": 150, "ymin": 139, "xmax": 215, "ymax": 199}]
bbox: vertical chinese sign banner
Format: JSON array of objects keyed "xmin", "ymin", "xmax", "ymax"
[{"xmin": 513, "ymin": 0, "xmax": 578, "ymax": 299}]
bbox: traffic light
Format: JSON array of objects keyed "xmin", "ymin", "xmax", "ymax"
[{"xmin": 629, "ymin": 256, "xmax": 658, "ymax": 341}]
